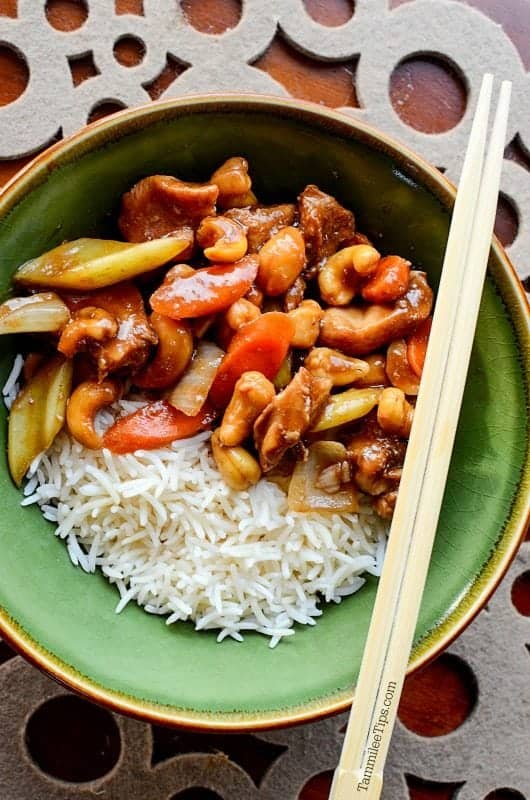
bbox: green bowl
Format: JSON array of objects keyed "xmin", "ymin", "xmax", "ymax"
[{"xmin": 0, "ymin": 96, "xmax": 528, "ymax": 730}]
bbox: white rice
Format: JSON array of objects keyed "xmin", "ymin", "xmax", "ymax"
[
  {"xmin": 5, "ymin": 357, "xmax": 388, "ymax": 646},
  {"xmin": 2, "ymin": 353, "xmax": 24, "ymax": 409}
]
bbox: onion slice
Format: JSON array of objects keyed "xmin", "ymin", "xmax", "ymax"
[
  {"xmin": 14, "ymin": 236, "xmax": 190, "ymax": 291},
  {"xmin": 8, "ymin": 355, "xmax": 73, "ymax": 486},
  {"xmin": 168, "ymin": 341, "xmax": 224, "ymax": 417},
  {"xmin": 0, "ymin": 292, "xmax": 70, "ymax": 334},
  {"xmin": 310, "ymin": 387, "xmax": 381, "ymax": 432},
  {"xmin": 288, "ymin": 441, "xmax": 358, "ymax": 513}
]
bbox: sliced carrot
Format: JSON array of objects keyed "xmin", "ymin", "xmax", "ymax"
[
  {"xmin": 361, "ymin": 255, "xmax": 411, "ymax": 303},
  {"xmin": 407, "ymin": 316, "xmax": 432, "ymax": 377},
  {"xmin": 102, "ymin": 400, "xmax": 213, "ymax": 453},
  {"xmin": 150, "ymin": 255, "xmax": 258, "ymax": 319},
  {"xmin": 208, "ymin": 312, "xmax": 295, "ymax": 408}
]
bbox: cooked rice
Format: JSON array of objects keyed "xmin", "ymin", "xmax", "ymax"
[
  {"xmin": 2, "ymin": 353, "xmax": 24, "ymax": 409},
  {"xmin": 5, "ymin": 357, "xmax": 388, "ymax": 646}
]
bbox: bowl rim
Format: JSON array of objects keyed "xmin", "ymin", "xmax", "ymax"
[{"xmin": 0, "ymin": 93, "xmax": 528, "ymax": 732}]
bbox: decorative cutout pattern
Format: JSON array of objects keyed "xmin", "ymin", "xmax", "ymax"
[
  {"xmin": 0, "ymin": 1, "xmax": 528, "ymax": 798},
  {"xmin": 24, "ymin": 695, "xmax": 121, "ymax": 782},
  {"xmin": 397, "ymin": 653, "xmax": 478, "ymax": 737}
]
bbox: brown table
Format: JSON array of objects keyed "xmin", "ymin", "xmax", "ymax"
[{"xmin": 0, "ymin": 2, "xmax": 528, "ymax": 798}]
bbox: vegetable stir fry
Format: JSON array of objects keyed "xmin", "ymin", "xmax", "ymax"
[{"xmin": 2, "ymin": 157, "xmax": 433, "ymax": 519}]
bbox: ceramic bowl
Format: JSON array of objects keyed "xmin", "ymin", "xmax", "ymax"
[{"xmin": 0, "ymin": 96, "xmax": 528, "ymax": 730}]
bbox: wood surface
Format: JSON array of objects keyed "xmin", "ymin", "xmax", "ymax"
[{"xmin": 0, "ymin": 1, "xmax": 528, "ymax": 798}]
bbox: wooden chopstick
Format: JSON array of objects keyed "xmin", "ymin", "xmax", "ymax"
[{"xmin": 330, "ymin": 74, "xmax": 512, "ymax": 800}]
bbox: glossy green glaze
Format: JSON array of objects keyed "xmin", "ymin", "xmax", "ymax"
[{"xmin": 0, "ymin": 98, "xmax": 527, "ymax": 727}]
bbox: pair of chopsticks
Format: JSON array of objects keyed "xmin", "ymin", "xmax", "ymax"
[{"xmin": 330, "ymin": 73, "xmax": 512, "ymax": 800}]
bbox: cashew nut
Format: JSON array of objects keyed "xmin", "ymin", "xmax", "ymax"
[
  {"xmin": 163, "ymin": 264, "xmax": 195, "ymax": 284},
  {"xmin": 257, "ymin": 226, "xmax": 306, "ymax": 296},
  {"xmin": 219, "ymin": 371, "xmax": 275, "ymax": 447},
  {"xmin": 210, "ymin": 157, "xmax": 256, "ymax": 209},
  {"xmin": 318, "ymin": 247, "xmax": 358, "ymax": 306},
  {"xmin": 350, "ymin": 244, "xmax": 381, "ymax": 275},
  {"xmin": 57, "ymin": 307, "xmax": 118, "ymax": 358},
  {"xmin": 377, "ymin": 387, "xmax": 414, "ymax": 438},
  {"xmin": 224, "ymin": 298, "xmax": 261, "ymax": 330},
  {"xmin": 211, "ymin": 429, "xmax": 262, "ymax": 490},
  {"xmin": 197, "ymin": 215, "xmax": 248, "ymax": 263},
  {"xmin": 66, "ymin": 380, "xmax": 121, "ymax": 449},
  {"xmin": 134, "ymin": 314, "xmax": 193, "ymax": 390},
  {"xmin": 304, "ymin": 347, "xmax": 369, "ymax": 386},
  {"xmin": 318, "ymin": 244, "xmax": 380, "ymax": 306},
  {"xmin": 287, "ymin": 300, "xmax": 323, "ymax": 348},
  {"xmin": 355, "ymin": 353, "xmax": 389, "ymax": 388}
]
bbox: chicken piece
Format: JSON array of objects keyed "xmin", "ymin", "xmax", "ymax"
[
  {"xmin": 62, "ymin": 283, "xmax": 157, "ymax": 379},
  {"xmin": 350, "ymin": 231, "xmax": 373, "ymax": 246},
  {"xmin": 304, "ymin": 347, "xmax": 369, "ymax": 386},
  {"xmin": 58, "ymin": 307, "xmax": 118, "ymax": 358},
  {"xmin": 118, "ymin": 175, "xmax": 218, "ymax": 247},
  {"xmin": 298, "ymin": 185, "xmax": 355, "ymax": 274},
  {"xmin": 348, "ymin": 415, "xmax": 406, "ymax": 498},
  {"xmin": 253, "ymin": 367, "xmax": 331, "ymax": 472},
  {"xmin": 373, "ymin": 491, "xmax": 398, "ymax": 520},
  {"xmin": 320, "ymin": 271, "xmax": 433, "ymax": 356},
  {"xmin": 219, "ymin": 371, "xmax": 275, "ymax": 447},
  {"xmin": 225, "ymin": 204, "xmax": 296, "ymax": 252}
]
